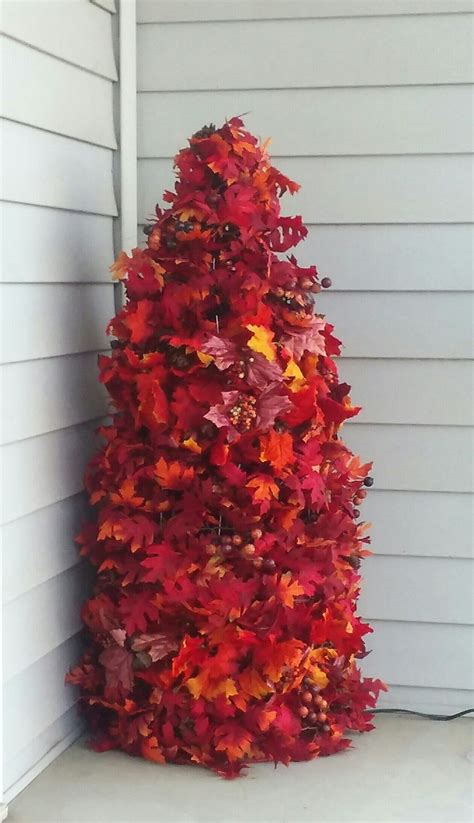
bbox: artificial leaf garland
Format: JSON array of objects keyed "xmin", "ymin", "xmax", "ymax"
[{"xmin": 67, "ymin": 117, "xmax": 386, "ymax": 776}]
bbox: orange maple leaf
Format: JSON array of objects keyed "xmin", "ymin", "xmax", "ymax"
[
  {"xmin": 186, "ymin": 671, "xmax": 238, "ymax": 701},
  {"xmin": 246, "ymin": 474, "xmax": 279, "ymax": 503},
  {"xmin": 259, "ymin": 430, "xmax": 295, "ymax": 471},
  {"xmin": 277, "ymin": 572, "xmax": 305, "ymax": 608},
  {"xmin": 109, "ymin": 478, "xmax": 144, "ymax": 508},
  {"xmin": 254, "ymin": 637, "xmax": 305, "ymax": 682},
  {"xmin": 141, "ymin": 735, "xmax": 165, "ymax": 764},
  {"xmin": 155, "ymin": 457, "xmax": 194, "ymax": 489},
  {"xmin": 214, "ymin": 722, "xmax": 254, "ymax": 761},
  {"xmin": 253, "ymin": 708, "xmax": 277, "ymax": 732},
  {"xmin": 238, "ymin": 667, "xmax": 272, "ymax": 700},
  {"xmin": 109, "ymin": 250, "xmax": 130, "ymax": 281},
  {"xmin": 97, "ymin": 516, "xmax": 122, "ymax": 541}
]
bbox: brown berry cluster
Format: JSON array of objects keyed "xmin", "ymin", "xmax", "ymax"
[
  {"xmin": 297, "ymin": 676, "xmax": 331, "ymax": 732},
  {"xmin": 353, "ymin": 475, "xmax": 373, "ymax": 508},
  {"xmin": 229, "ymin": 393, "xmax": 257, "ymax": 432},
  {"xmin": 252, "ymin": 554, "xmax": 276, "ymax": 573},
  {"xmin": 204, "ymin": 528, "xmax": 278, "ymax": 574},
  {"xmin": 205, "ymin": 529, "xmax": 260, "ymax": 560}
]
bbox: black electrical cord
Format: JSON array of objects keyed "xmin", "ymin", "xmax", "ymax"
[{"xmin": 371, "ymin": 707, "xmax": 474, "ymax": 721}]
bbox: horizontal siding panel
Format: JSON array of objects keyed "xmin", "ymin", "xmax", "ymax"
[
  {"xmin": 320, "ymin": 292, "xmax": 473, "ymax": 359},
  {"xmin": 342, "ymin": 360, "xmax": 474, "ymax": 426},
  {"xmin": 376, "ymin": 684, "xmax": 474, "ymax": 715},
  {"xmin": 363, "ymin": 620, "xmax": 474, "ymax": 690},
  {"xmin": 137, "ymin": 15, "xmax": 473, "ymax": 90},
  {"xmin": 1, "ymin": 283, "xmax": 114, "ymax": 363},
  {"xmin": 1, "ymin": 1, "xmax": 117, "ymax": 80},
  {"xmin": 1, "ymin": 203, "xmax": 114, "ymax": 284},
  {"xmin": 298, "ymin": 225, "xmax": 474, "ymax": 291},
  {"xmin": 138, "ymin": 155, "xmax": 473, "ymax": 225},
  {"xmin": 344, "ymin": 424, "xmax": 473, "ymax": 493},
  {"xmin": 2, "ymin": 352, "xmax": 109, "ymax": 444},
  {"xmin": 1, "ymin": 121, "xmax": 117, "ymax": 216},
  {"xmin": 2, "ymin": 495, "xmax": 88, "ymax": 604},
  {"xmin": 137, "ymin": 1, "xmax": 473, "ymax": 23},
  {"xmin": 138, "ymin": 86, "xmax": 473, "ymax": 157},
  {"xmin": 3, "ymin": 565, "xmax": 89, "ymax": 682},
  {"xmin": 1, "ymin": 36, "xmax": 117, "ymax": 148},
  {"xmin": 360, "ymin": 555, "xmax": 473, "ymax": 624},
  {"xmin": 4, "ymin": 705, "xmax": 82, "ymax": 798},
  {"xmin": 4, "ymin": 636, "xmax": 83, "ymax": 764},
  {"xmin": 282, "ymin": 155, "xmax": 474, "ymax": 224},
  {"xmin": 2, "ymin": 420, "xmax": 103, "ymax": 524},
  {"xmin": 364, "ymin": 490, "xmax": 473, "ymax": 560}
]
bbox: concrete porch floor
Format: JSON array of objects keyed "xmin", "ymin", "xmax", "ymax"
[{"xmin": 7, "ymin": 715, "xmax": 473, "ymax": 823}]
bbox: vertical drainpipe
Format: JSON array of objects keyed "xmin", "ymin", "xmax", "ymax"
[{"xmin": 117, "ymin": 0, "xmax": 137, "ymax": 312}]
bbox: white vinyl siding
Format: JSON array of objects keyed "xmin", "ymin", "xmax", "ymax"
[
  {"xmin": 136, "ymin": 0, "xmax": 474, "ymax": 715},
  {"xmin": 0, "ymin": 0, "xmax": 117, "ymax": 801}
]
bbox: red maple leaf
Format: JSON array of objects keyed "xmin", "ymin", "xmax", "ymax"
[
  {"xmin": 118, "ymin": 590, "xmax": 160, "ymax": 634},
  {"xmin": 99, "ymin": 646, "xmax": 134, "ymax": 694}
]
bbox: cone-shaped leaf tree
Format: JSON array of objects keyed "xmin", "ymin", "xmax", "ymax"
[{"xmin": 68, "ymin": 118, "xmax": 385, "ymax": 776}]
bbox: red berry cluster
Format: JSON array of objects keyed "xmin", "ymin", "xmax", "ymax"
[
  {"xmin": 297, "ymin": 676, "xmax": 331, "ymax": 732},
  {"xmin": 229, "ymin": 393, "xmax": 257, "ymax": 431}
]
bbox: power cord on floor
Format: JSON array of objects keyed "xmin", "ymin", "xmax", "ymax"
[{"xmin": 371, "ymin": 707, "xmax": 474, "ymax": 721}]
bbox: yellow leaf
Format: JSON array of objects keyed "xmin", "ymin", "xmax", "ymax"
[
  {"xmin": 182, "ymin": 437, "xmax": 202, "ymax": 454},
  {"xmin": 178, "ymin": 208, "xmax": 204, "ymax": 221},
  {"xmin": 197, "ymin": 350, "xmax": 213, "ymax": 366},
  {"xmin": 246, "ymin": 324, "xmax": 276, "ymax": 361},
  {"xmin": 239, "ymin": 668, "xmax": 272, "ymax": 699},
  {"xmin": 306, "ymin": 665, "xmax": 329, "ymax": 690},
  {"xmin": 283, "ymin": 359, "xmax": 306, "ymax": 392}
]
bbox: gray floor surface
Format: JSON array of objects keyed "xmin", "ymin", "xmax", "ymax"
[{"xmin": 7, "ymin": 715, "xmax": 474, "ymax": 823}]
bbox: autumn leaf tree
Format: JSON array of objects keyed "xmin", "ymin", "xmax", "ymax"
[{"xmin": 67, "ymin": 118, "xmax": 385, "ymax": 776}]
